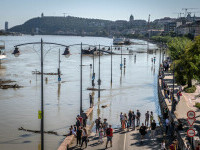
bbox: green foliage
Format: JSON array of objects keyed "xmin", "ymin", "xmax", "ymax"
[
  {"xmin": 168, "ymin": 36, "xmax": 200, "ymax": 87},
  {"xmin": 184, "ymin": 85, "xmax": 196, "ymax": 93},
  {"xmin": 167, "ymin": 37, "xmax": 192, "ymax": 60},
  {"xmin": 150, "ymin": 36, "xmax": 172, "ymax": 43},
  {"xmin": 195, "ymin": 102, "xmax": 200, "ymax": 109}
]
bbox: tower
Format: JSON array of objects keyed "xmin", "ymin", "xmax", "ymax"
[
  {"xmin": 41, "ymin": 13, "xmax": 44, "ymax": 18},
  {"xmin": 5, "ymin": 21, "xmax": 8, "ymax": 31},
  {"xmin": 129, "ymin": 14, "xmax": 134, "ymax": 22}
]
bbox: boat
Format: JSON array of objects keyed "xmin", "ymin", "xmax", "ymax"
[
  {"xmin": 82, "ymin": 47, "xmax": 98, "ymax": 55},
  {"xmin": 113, "ymin": 37, "xmax": 125, "ymax": 45},
  {"xmin": 0, "ymin": 41, "xmax": 6, "ymax": 64}
]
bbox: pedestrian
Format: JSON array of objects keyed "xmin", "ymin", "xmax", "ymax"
[
  {"xmin": 132, "ymin": 111, "xmax": 136, "ymax": 130},
  {"xmin": 106, "ymin": 125, "xmax": 113, "ymax": 149},
  {"xmin": 81, "ymin": 110, "xmax": 88, "ymax": 127},
  {"xmin": 161, "ymin": 140, "xmax": 166, "ymax": 150},
  {"xmin": 120, "ymin": 112, "xmax": 123, "ymax": 127},
  {"xmin": 76, "ymin": 117, "xmax": 81, "ymax": 129},
  {"xmin": 121, "ymin": 113, "xmax": 126, "ymax": 130},
  {"xmin": 177, "ymin": 91, "xmax": 180, "ymax": 102},
  {"xmin": 151, "ymin": 120, "xmax": 156, "ymax": 140},
  {"xmin": 98, "ymin": 125, "xmax": 104, "ymax": 144},
  {"xmin": 81, "ymin": 128, "xmax": 88, "ymax": 148},
  {"xmin": 103, "ymin": 119, "xmax": 108, "ymax": 136},
  {"xmin": 128, "ymin": 110, "xmax": 132, "ymax": 127},
  {"xmin": 124, "ymin": 113, "xmax": 128, "ymax": 128},
  {"xmin": 163, "ymin": 107, "xmax": 168, "ymax": 119},
  {"xmin": 76, "ymin": 126, "xmax": 82, "ymax": 146},
  {"xmin": 150, "ymin": 111, "xmax": 154, "ymax": 125},
  {"xmin": 136, "ymin": 110, "xmax": 141, "ymax": 127},
  {"xmin": 139, "ymin": 123, "xmax": 147, "ymax": 143},
  {"xmin": 89, "ymin": 93, "xmax": 93, "ymax": 108},
  {"xmin": 165, "ymin": 118, "xmax": 169, "ymax": 134},
  {"xmin": 145, "ymin": 111, "xmax": 150, "ymax": 127},
  {"xmin": 78, "ymin": 115, "xmax": 83, "ymax": 126},
  {"xmin": 95, "ymin": 117, "xmax": 101, "ymax": 134}
]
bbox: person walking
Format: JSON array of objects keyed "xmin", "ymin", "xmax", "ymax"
[
  {"xmin": 120, "ymin": 112, "xmax": 123, "ymax": 127},
  {"xmin": 136, "ymin": 110, "xmax": 141, "ymax": 127},
  {"xmin": 161, "ymin": 140, "xmax": 166, "ymax": 150},
  {"xmin": 76, "ymin": 117, "xmax": 81, "ymax": 129},
  {"xmin": 81, "ymin": 110, "xmax": 88, "ymax": 127},
  {"xmin": 103, "ymin": 119, "xmax": 108, "ymax": 136},
  {"xmin": 81, "ymin": 128, "xmax": 88, "ymax": 148},
  {"xmin": 139, "ymin": 123, "xmax": 147, "ymax": 144},
  {"xmin": 145, "ymin": 111, "xmax": 150, "ymax": 127},
  {"xmin": 76, "ymin": 126, "xmax": 82, "ymax": 146},
  {"xmin": 121, "ymin": 113, "xmax": 126, "ymax": 130},
  {"xmin": 150, "ymin": 111, "xmax": 154, "ymax": 125},
  {"xmin": 151, "ymin": 120, "xmax": 156, "ymax": 140},
  {"xmin": 106, "ymin": 125, "xmax": 113, "ymax": 149},
  {"xmin": 165, "ymin": 118, "xmax": 169, "ymax": 134},
  {"xmin": 98, "ymin": 125, "xmax": 104, "ymax": 144},
  {"xmin": 132, "ymin": 111, "xmax": 136, "ymax": 130},
  {"xmin": 95, "ymin": 117, "xmax": 101, "ymax": 134},
  {"xmin": 89, "ymin": 93, "xmax": 93, "ymax": 108},
  {"xmin": 128, "ymin": 110, "xmax": 132, "ymax": 127}
]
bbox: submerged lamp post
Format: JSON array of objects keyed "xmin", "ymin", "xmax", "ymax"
[{"xmin": 12, "ymin": 39, "xmax": 70, "ymax": 150}]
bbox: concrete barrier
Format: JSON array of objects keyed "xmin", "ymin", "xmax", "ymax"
[{"xmin": 158, "ymin": 76, "xmax": 189, "ymax": 150}]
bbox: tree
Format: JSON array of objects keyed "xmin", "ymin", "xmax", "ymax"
[{"xmin": 169, "ymin": 36, "xmax": 200, "ymax": 87}]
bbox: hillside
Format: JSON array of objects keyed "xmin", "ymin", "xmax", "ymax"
[{"xmin": 9, "ymin": 16, "xmax": 115, "ymax": 36}]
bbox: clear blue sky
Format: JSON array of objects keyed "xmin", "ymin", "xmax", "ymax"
[{"xmin": 0, "ymin": 0, "xmax": 200, "ymax": 29}]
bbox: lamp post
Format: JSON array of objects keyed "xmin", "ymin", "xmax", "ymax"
[
  {"xmin": 111, "ymin": 46, "xmax": 113, "ymax": 84},
  {"xmin": 98, "ymin": 44, "xmax": 101, "ymax": 98},
  {"xmin": 120, "ymin": 46, "xmax": 122, "ymax": 70},
  {"xmin": 171, "ymin": 63, "xmax": 175, "ymax": 113},
  {"xmin": 12, "ymin": 39, "xmax": 70, "ymax": 150},
  {"xmin": 80, "ymin": 43, "xmax": 83, "ymax": 114},
  {"xmin": 92, "ymin": 47, "xmax": 96, "ymax": 87}
]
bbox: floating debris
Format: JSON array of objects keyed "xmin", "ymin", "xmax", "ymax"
[
  {"xmin": 0, "ymin": 84, "xmax": 22, "ymax": 89},
  {"xmin": 32, "ymin": 71, "xmax": 62, "ymax": 75},
  {"xmin": 87, "ymin": 87, "xmax": 105, "ymax": 91},
  {"xmin": 18, "ymin": 127, "xmax": 58, "ymax": 136}
]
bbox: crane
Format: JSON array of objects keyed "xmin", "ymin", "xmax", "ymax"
[
  {"xmin": 182, "ymin": 8, "xmax": 198, "ymax": 17},
  {"xmin": 173, "ymin": 12, "xmax": 184, "ymax": 18}
]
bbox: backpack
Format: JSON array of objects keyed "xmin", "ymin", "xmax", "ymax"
[{"xmin": 106, "ymin": 128, "xmax": 110, "ymax": 135}]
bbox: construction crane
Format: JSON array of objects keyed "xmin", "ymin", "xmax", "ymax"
[
  {"xmin": 173, "ymin": 12, "xmax": 184, "ymax": 18},
  {"xmin": 182, "ymin": 8, "xmax": 198, "ymax": 17}
]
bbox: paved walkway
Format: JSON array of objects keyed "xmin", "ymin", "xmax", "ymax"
[{"xmin": 68, "ymin": 127, "xmax": 163, "ymax": 150}]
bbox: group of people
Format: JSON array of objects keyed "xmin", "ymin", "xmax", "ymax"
[
  {"xmin": 120, "ymin": 110, "xmax": 157, "ymax": 142},
  {"xmin": 68, "ymin": 111, "xmax": 89, "ymax": 148},
  {"xmin": 120, "ymin": 110, "xmax": 154, "ymax": 130},
  {"xmin": 95, "ymin": 117, "xmax": 113, "ymax": 148}
]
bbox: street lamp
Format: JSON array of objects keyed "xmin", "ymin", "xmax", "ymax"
[{"xmin": 12, "ymin": 39, "xmax": 70, "ymax": 150}]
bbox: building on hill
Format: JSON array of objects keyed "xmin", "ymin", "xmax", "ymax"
[
  {"xmin": 5, "ymin": 21, "xmax": 8, "ymax": 31},
  {"xmin": 129, "ymin": 14, "xmax": 134, "ymax": 22}
]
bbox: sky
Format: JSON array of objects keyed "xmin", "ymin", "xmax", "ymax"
[{"xmin": 0, "ymin": 0, "xmax": 200, "ymax": 29}]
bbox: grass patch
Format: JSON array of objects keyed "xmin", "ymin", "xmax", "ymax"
[
  {"xmin": 184, "ymin": 85, "xmax": 196, "ymax": 93},
  {"xmin": 195, "ymin": 103, "xmax": 200, "ymax": 109}
]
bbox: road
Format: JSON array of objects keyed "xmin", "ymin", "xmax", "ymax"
[{"xmin": 68, "ymin": 127, "xmax": 163, "ymax": 150}]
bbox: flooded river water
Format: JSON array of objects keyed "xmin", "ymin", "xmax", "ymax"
[{"xmin": 0, "ymin": 35, "xmax": 161, "ymax": 150}]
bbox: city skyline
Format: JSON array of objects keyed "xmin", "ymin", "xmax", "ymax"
[{"xmin": 0, "ymin": 0, "xmax": 200, "ymax": 29}]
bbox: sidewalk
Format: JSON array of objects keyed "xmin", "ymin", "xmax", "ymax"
[
  {"xmin": 68, "ymin": 127, "xmax": 163, "ymax": 150},
  {"xmin": 160, "ymin": 70, "xmax": 200, "ymax": 149}
]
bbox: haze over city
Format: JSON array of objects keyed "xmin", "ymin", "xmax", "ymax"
[{"xmin": 1, "ymin": 0, "xmax": 200, "ymax": 28}]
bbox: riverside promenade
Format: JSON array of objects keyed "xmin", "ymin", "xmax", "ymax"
[
  {"xmin": 158, "ymin": 68, "xmax": 200, "ymax": 149},
  {"xmin": 68, "ymin": 127, "xmax": 163, "ymax": 150}
]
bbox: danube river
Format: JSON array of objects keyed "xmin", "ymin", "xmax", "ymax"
[{"xmin": 0, "ymin": 35, "xmax": 161, "ymax": 150}]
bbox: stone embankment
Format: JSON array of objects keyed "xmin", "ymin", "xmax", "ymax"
[{"xmin": 57, "ymin": 107, "xmax": 94, "ymax": 150}]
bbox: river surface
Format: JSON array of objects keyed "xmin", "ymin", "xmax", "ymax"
[{"xmin": 0, "ymin": 35, "xmax": 161, "ymax": 150}]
